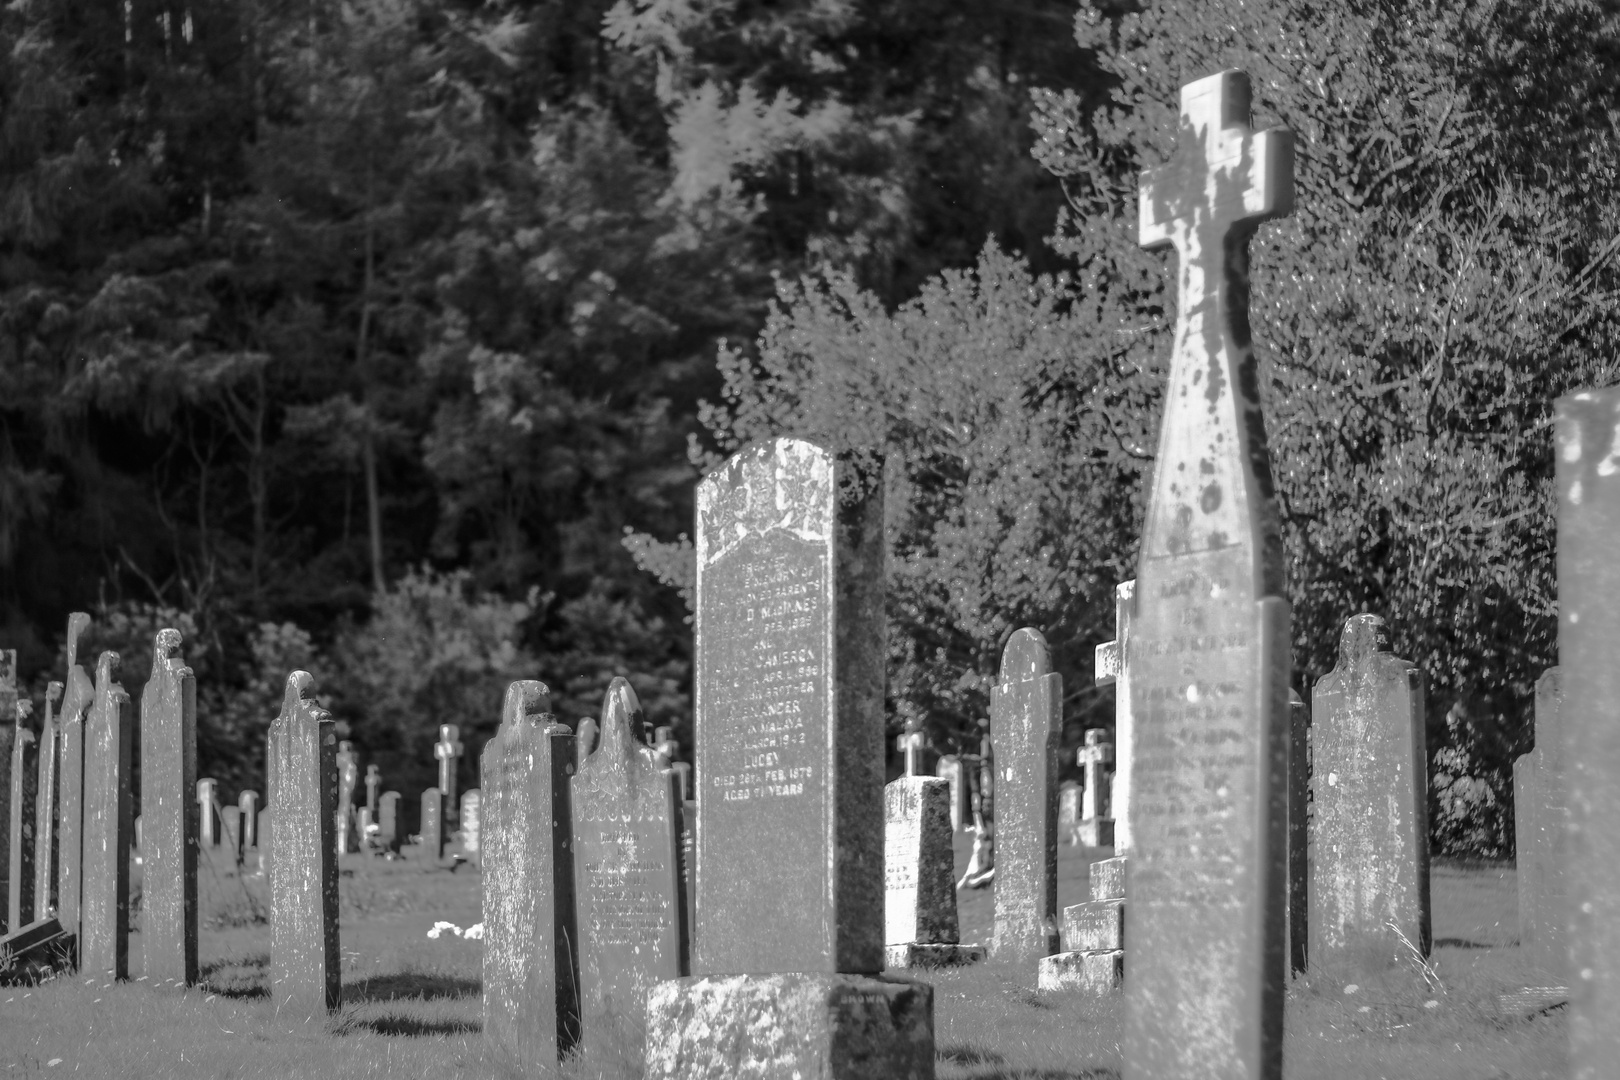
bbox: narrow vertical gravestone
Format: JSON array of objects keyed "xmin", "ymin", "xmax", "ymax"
[
  {"xmin": 1129, "ymin": 69, "xmax": 1293, "ymax": 1080},
  {"xmin": 139, "ymin": 628, "xmax": 199, "ymax": 987},
  {"xmin": 0, "ymin": 653, "xmax": 18, "ymax": 935},
  {"xmin": 989, "ymin": 628, "xmax": 1060, "ymax": 964},
  {"xmin": 1093, "ymin": 580, "xmax": 1136, "ymax": 852},
  {"xmin": 6, "ymin": 663, "xmax": 37, "ymax": 933},
  {"xmin": 573, "ymin": 678, "xmax": 687, "ymax": 1042},
  {"xmin": 81, "ymin": 652, "xmax": 133, "ymax": 979},
  {"xmin": 56, "ymin": 613, "xmax": 94, "ymax": 947},
  {"xmin": 335, "ymin": 741, "xmax": 359, "ymax": 856},
  {"xmin": 239, "ymin": 791, "xmax": 260, "ymax": 849},
  {"xmin": 197, "ymin": 779, "xmax": 219, "ymax": 848},
  {"xmin": 436, "ymin": 725, "xmax": 464, "ymax": 830},
  {"xmin": 1554, "ymin": 388, "xmax": 1620, "ymax": 1078},
  {"xmin": 884, "ymin": 763, "xmax": 978, "ymax": 969},
  {"xmin": 1514, "ymin": 668, "xmax": 1567, "ymax": 982},
  {"xmin": 379, "ymin": 792, "xmax": 400, "ymax": 851},
  {"xmin": 35, "ymin": 682, "xmax": 62, "ymax": 920},
  {"xmin": 1287, "ymin": 689, "xmax": 1310, "ymax": 977},
  {"xmin": 268, "ymin": 671, "xmax": 340, "ymax": 1019},
  {"xmin": 421, "ymin": 789, "xmax": 443, "ymax": 859},
  {"xmin": 482, "ymin": 680, "xmax": 579, "ymax": 1064},
  {"xmin": 1308, "ymin": 615, "xmax": 1429, "ymax": 978}
]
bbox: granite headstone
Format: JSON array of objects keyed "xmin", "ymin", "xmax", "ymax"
[
  {"xmin": 989, "ymin": 628, "xmax": 1060, "ymax": 963},
  {"xmin": 138, "ymin": 628, "xmax": 199, "ymax": 987},
  {"xmin": 82, "ymin": 651, "xmax": 133, "ymax": 980}
]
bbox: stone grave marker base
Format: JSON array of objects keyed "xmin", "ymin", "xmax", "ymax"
[
  {"xmin": 1038, "ymin": 950, "xmax": 1123, "ymax": 994},
  {"xmin": 645, "ymin": 972, "xmax": 934, "ymax": 1080},
  {"xmin": 884, "ymin": 943, "xmax": 984, "ymax": 969}
]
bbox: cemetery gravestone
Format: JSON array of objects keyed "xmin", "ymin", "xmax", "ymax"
[
  {"xmin": 989, "ymin": 628, "xmax": 1060, "ymax": 964},
  {"xmin": 1554, "ymin": 387, "xmax": 1620, "ymax": 1077},
  {"xmin": 482, "ymin": 680, "xmax": 580, "ymax": 1064},
  {"xmin": 357, "ymin": 807, "xmax": 373, "ymax": 848},
  {"xmin": 239, "ymin": 791, "xmax": 260, "ymax": 849},
  {"xmin": 365, "ymin": 764, "xmax": 380, "ymax": 819},
  {"xmin": 139, "ymin": 628, "xmax": 199, "ymax": 987},
  {"xmin": 1287, "ymin": 689, "xmax": 1310, "ymax": 977},
  {"xmin": 1039, "ymin": 853, "xmax": 1127, "ymax": 994},
  {"xmin": 436, "ymin": 725, "xmax": 464, "ymax": 828},
  {"xmin": 1078, "ymin": 729, "xmax": 1115, "ymax": 848},
  {"xmin": 1513, "ymin": 668, "xmax": 1567, "ymax": 983},
  {"xmin": 1059, "ymin": 781, "xmax": 1082, "ymax": 846},
  {"xmin": 935, "ymin": 755, "xmax": 968, "ymax": 833},
  {"xmin": 268, "ymin": 671, "xmax": 340, "ymax": 1019},
  {"xmin": 7, "ymin": 672, "xmax": 37, "ymax": 933},
  {"xmin": 0, "ymin": 654, "xmax": 18, "ymax": 934},
  {"xmin": 1128, "ymin": 69, "xmax": 1294, "ymax": 1080},
  {"xmin": 336, "ymin": 741, "xmax": 359, "ymax": 855},
  {"xmin": 1308, "ymin": 615, "xmax": 1428, "ymax": 979},
  {"xmin": 34, "ymin": 681, "xmax": 62, "ymax": 920},
  {"xmin": 379, "ymin": 791, "xmax": 400, "ymax": 852},
  {"xmin": 1094, "ymin": 580, "xmax": 1137, "ymax": 851},
  {"xmin": 421, "ymin": 788, "xmax": 443, "ymax": 859},
  {"xmin": 82, "ymin": 651, "xmax": 133, "ymax": 980},
  {"xmin": 56, "ymin": 613, "xmax": 94, "ymax": 945},
  {"xmin": 197, "ymin": 778, "xmax": 220, "ymax": 848},
  {"xmin": 884, "ymin": 741, "xmax": 980, "ymax": 969},
  {"xmin": 459, "ymin": 790, "xmax": 481, "ymax": 860},
  {"xmin": 573, "ymin": 678, "xmax": 687, "ymax": 1042},
  {"xmin": 646, "ymin": 437, "xmax": 933, "ymax": 1080}
]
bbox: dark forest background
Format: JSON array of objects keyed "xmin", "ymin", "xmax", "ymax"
[{"xmin": 5, "ymin": 0, "xmax": 1620, "ymax": 855}]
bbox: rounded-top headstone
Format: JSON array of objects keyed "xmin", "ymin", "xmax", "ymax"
[
  {"xmin": 1337, "ymin": 612, "xmax": 1391, "ymax": 665},
  {"xmin": 1000, "ymin": 627, "xmax": 1051, "ymax": 681}
]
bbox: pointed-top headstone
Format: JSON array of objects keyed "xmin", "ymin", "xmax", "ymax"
[
  {"xmin": 140, "ymin": 628, "xmax": 199, "ymax": 987},
  {"xmin": 34, "ymin": 681, "xmax": 62, "ymax": 919},
  {"xmin": 1308, "ymin": 614, "xmax": 1429, "ymax": 979},
  {"xmin": 483, "ymin": 679, "xmax": 579, "ymax": 1064},
  {"xmin": 81, "ymin": 651, "xmax": 133, "ymax": 979},
  {"xmin": 1128, "ymin": 69, "xmax": 1294, "ymax": 1080},
  {"xmin": 989, "ymin": 628, "xmax": 1060, "ymax": 963},
  {"xmin": 268, "ymin": 671, "xmax": 340, "ymax": 1019},
  {"xmin": 573, "ymin": 677, "xmax": 687, "ymax": 1043},
  {"xmin": 56, "ymin": 614, "xmax": 94, "ymax": 942}
]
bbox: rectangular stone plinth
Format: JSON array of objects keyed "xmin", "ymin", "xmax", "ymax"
[
  {"xmin": 1090, "ymin": 856, "xmax": 1126, "ymax": 901},
  {"xmin": 885, "ymin": 943, "xmax": 984, "ymax": 969},
  {"xmin": 1080, "ymin": 818, "xmax": 1115, "ymax": 849},
  {"xmin": 1062, "ymin": 899, "xmax": 1124, "ymax": 953},
  {"xmin": 646, "ymin": 972, "xmax": 934, "ymax": 1080},
  {"xmin": 1037, "ymin": 950, "xmax": 1124, "ymax": 994}
]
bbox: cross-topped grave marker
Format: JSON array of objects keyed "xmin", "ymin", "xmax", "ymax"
[
  {"xmin": 436, "ymin": 724, "xmax": 464, "ymax": 826},
  {"xmin": 1128, "ymin": 69, "xmax": 1294, "ymax": 1080},
  {"xmin": 1077, "ymin": 729, "xmax": 1115, "ymax": 848}
]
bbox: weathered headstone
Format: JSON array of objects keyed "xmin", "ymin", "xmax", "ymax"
[
  {"xmin": 1287, "ymin": 689, "xmax": 1310, "ymax": 977},
  {"xmin": 1078, "ymin": 729, "xmax": 1115, "ymax": 848},
  {"xmin": 82, "ymin": 651, "xmax": 134, "ymax": 980},
  {"xmin": 336, "ymin": 740, "xmax": 359, "ymax": 856},
  {"xmin": 1038, "ymin": 853, "xmax": 1127, "ymax": 993},
  {"xmin": 647, "ymin": 437, "xmax": 933, "ymax": 1080},
  {"xmin": 222, "ymin": 806, "xmax": 243, "ymax": 863},
  {"xmin": 378, "ymin": 791, "xmax": 400, "ymax": 851},
  {"xmin": 1554, "ymin": 387, "xmax": 1620, "ymax": 1076},
  {"xmin": 239, "ymin": 791, "xmax": 260, "ymax": 848},
  {"xmin": 573, "ymin": 678, "xmax": 687, "ymax": 1042},
  {"xmin": 364, "ymin": 764, "xmax": 381, "ymax": 819},
  {"xmin": 6, "ymin": 670, "xmax": 37, "ymax": 933},
  {"xmin": 459, "ymin": 789, "xmax": 481, "ymax": 859},
  {"xmin": 34, "ymin": 681, "xmax": 62, "ymax": 919},
  {"xmin": 1514, "ymin": 668, "xmax": 1566, "ymax": 983},
  {"xmin": 268, "ymin": 671, "xmax": 340, "ymax": 1020},
  {"xmin": 989, "ymin": 628, "xmax": 1060, "ymax": 964},
  {"xmin": 0, "ymin": 657, "xmax": 12, "ymax": 937},
  {"xmin": 436, "ymin": 724, "xmax": 464, "ymax": 827},
  {"xmin": 139, "ymin": 628, "xmax": 199, "ymax": 987},
  {"xmin": 482, "ymin": 679, "xmax": 580, "ymax": 1064},
  {"xmin": 196, "ymin": 778, "xmax": 220, "ymax": 848},
  {"xmin": 884, "ymin": 748, "xmax": 979, "ymax": 969},
  {"xmin": 1128, "ymin": 69, "xmax": 1293, "ymax": 1079},
  {"xmin": 935, "ymin": 755, "xmax": 968, "ymax": 833},
  {"xmin": 1094, "ymin": 581, "xmax": 1136, "ymax": 851},
  {"xmin": 56, "ymin": 613, "xmax": 94, "ymax": 947},
  {"xmin": 421, "ymin": 788, "xmax": 444, "ymax": 859},
  {"xmin": 1059, "ymin": 780, "xmax": 1083, "ymax": 844}
]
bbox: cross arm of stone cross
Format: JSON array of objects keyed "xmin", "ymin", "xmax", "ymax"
[
  {"xmin": 1094, "ymin": 639, "xmax": 1121, "ymax": 688},
  {"xmin": 1077, "ymin": 741, "xmax": 1114, "ymax": 767},
  {"xmin": 1139, "ymin": 69, "xmax": 1293, "ymax": 251}
]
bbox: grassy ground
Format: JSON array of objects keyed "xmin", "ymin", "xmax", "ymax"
[{"xmin": 0, "ymin": 840, "xmax": 1565, "ymax": 1079}]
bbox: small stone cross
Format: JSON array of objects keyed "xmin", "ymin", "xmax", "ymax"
[
  {"xmin": 896, "ymin": 728, "xmax": 926, "ymax": 777},
  {"xmin": 435, "ymin": 724, "xmax": 464, "ymax": 820},
  {"xmin": 1077, "ymin": 729, "xmax": 1114, "ymax": 821},
  {"xmin": 364, "ymin": 764, "xmax": 381, "ymax": 817}
]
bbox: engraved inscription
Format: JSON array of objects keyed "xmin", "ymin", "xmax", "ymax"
[{"xmin": 582, "ymin": 860, "xmax": 670, "ymax": 947}]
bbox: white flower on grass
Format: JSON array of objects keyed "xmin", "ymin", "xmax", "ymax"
[
  {"xmin": 463, "ymin": 923, "xmax": 485, "ymax": 940},
  {"xmin": 427, "ymin": 920, "xmax": 464, "ymax": 939}
]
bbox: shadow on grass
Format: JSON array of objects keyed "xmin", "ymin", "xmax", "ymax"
[
  {"xmin": 345, "ymin": 1015, "xmax": 481, "ymax": 1037},
  {"xmin": 203, "ymin": 952, "xmax": 271, "ymax": 999},
  {"xmin": 344, "ymin": 973, "xmax": 481, "ymax": 1002},
  {"xmin": 1434, "ymin": 938, "xmax": 1502, "ymax": 949},
  {"xmin": 939, "ymin": 1045, "xmax": 1115, "ymax": 1080}
]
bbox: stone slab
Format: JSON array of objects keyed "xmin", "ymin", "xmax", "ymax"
[
  {"xmin": 138, "ymin": 629, "xmax": 198, "ymax": 987},
  {"xmin": 988, "ymin": 628, "xmax": 1060, "ymax": 963},
  {"xmin": 1062, "ymin": 899, "xmax": 1124, "ymax": 953},
  {"xmin": 883, "ymin": 776, "xmax": 957, "ymax": 946},
  {"xmin": 1514, "ymin": 669, "xmax": 1566, "ymax": 983},
  {"xmin": 884, "ymin": 943, "xmax": 983, "ymax": 970},
  {"xmin": 1037, "ymin": 950, "xmax": 1124, "ymax": 994},
  {"xmin": 1287, "ymin": 688, "xmax": 1309, "ymax": 977},
  {"xmin": 645, "ymin": 972, "xmax": 933, "ymax": 1080},
  {"xmin": 55, "ymin": 613, "xmax": 94, "ymax": 944},
  {"xmin": 0, "ymin": 916, "xmax": 75, "ymax": 984},
  {"xmin": 81, "ymin": 651, "xmax": 132, "ymax": 980},
  {"xmin": 1090, "ymin": 856, "xmax": 1126, "ymax": 902},
  {"xmin": 33, "ymin": 682, "xmax": 61, "ymax": 920},
  {"xmin": 692, "ymin": 438, "xmax": 885, "ymax": 976}
]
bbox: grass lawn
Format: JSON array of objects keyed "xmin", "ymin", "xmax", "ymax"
[{"xmin": 0, "ymin": 839, "xmax": 1565, "ymax": 1079}]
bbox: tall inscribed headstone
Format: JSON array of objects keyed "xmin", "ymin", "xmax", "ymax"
[
  {"xmin": 1308, "ymin": 614, "xmax": 1429, "ymax": 978},
  {"xmin": 646, "ymin": 437, "xmax": 933, "ymax": 1080},
  {"xmin": 482, "ymin": 679, "xmax": 579, "ymax": 1064},
  {"xmin": 1129, "ymin": 69, "xmax": 1294, "ymax": 1080},
  {"xmin": 140, "ymin": 629, "xmax": 199, "ymax": 987},
  {"xmin": 268, "ymin": 671, "xmax": 340, "ymax": 1019},
  {"xmin": 35, "ymin": 681, "xmax": 62, "ymax": 920},
  {"xmin": 1554, "ymin": 387, "xmax": 1620, "ymax": 1078},
  {"xmin": 56, "ymin": 613, "xmax": 94, "ymax": 947},
  {"xmin": 989, "ymin": 628, "xmax": 1060, "ymax": 964},
  {"xmin": 573, "ymin": 678, "xmax": 686, "ymax": 1041},
  {"xmin": 82, "ymin": 651, "xmax": 133, "ymax": 979}
]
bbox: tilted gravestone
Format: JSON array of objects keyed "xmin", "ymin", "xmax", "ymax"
[
  {"xmin": 268, "ymin": 671, "xmax": 340, "ymax": 1019},
  {"xmin": 989, "ymin": 628, "xmax": 1060, "ymax": 964},
  {"xmin": 421, "ymin": 788, "xmax": 444, "ymax": 858},
  {"xmin": 482, "ymin": 679, "xmax": 579, "ymax": 1064},
  {"xmin": 646, "ymin": 437, "xmax": 933, "ymax": 1080},
  {"xmin": 1513, "ymin": 668, "xmax": 1567, "ymax": 984},
  {"xmin": 1127, "ymin": 69, "xmax": 1294, "ymax": 1079},
  {"xmin": 1308, "ymin": 615, "xmax": 1429, "ymax": 979},
  {"xmin": 1554, "ymin": 387, "xmax": 1620, "ymax": 1074},
  {"xmin": 5, "ymin": 659, "xmax": 38, "ymax": 934},
  {"xmin": 884, "ymin": 738, "xmax": 979, "ymax": 970},
  {"xmin": 56, "ymin": 613, "xmax": 94, "ymax": 946},
  {"xmin": 82, "ymin": 651, "xmax": 133, "ymax": 979},
  {"xmin": 139, "ymin": 628, "xmax": 199, "ymax": 987},
  {"xmin": 34, "ymin": 682, "xmax": 62, "ymax": 920},
  {"xmin": 573, "ymin": 678, "xmax": 687, "ymax": 1042}
]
